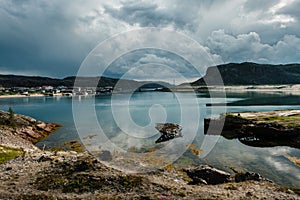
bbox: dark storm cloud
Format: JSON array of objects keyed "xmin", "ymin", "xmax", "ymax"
[
  {"xmin": 103, "ymin": 1, "xmax": 200, "ymax": 31},
  {"xmin": 0, "ymin": 0, "xmax": 99, "ymax": 77},
  {"xmin": 0, "ymin": 0, "xmax": 300, "ymax": 78}
]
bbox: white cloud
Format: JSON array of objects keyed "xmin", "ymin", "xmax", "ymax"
[
  {"xmin": 207, "ymin": 29, "xmax": 300, "ymax": 64},
  {"xmin": 260, "ymin": 0, "xmax": 296, "ymax": 28},
  {"xmin": 269, "ymin": 0, "xmax": 296, "ymax": 13}
]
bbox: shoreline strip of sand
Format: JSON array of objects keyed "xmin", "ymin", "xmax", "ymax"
[{"xmin": 0, "ymin": 94, "xmax": 46, "ymax": 99}]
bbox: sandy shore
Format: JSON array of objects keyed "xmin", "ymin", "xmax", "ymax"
[
  {"xmin": 212, "ymin": 85, "xmax": 300, "ymax": 95},
  {"xmin": 174, "ymin": 84, "xmax": 300, "ymax": 93},
  {"xmin": 0, "ymin": 94, "xmax": 46, "ymax": 99},
  {"xmin": 157, "ymin": 84, "xmax": 300, "ymax": 96}
]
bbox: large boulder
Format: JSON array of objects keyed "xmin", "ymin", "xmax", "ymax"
[
  {"xmin": 234, "ymin": 172, "xmax": 267, "ymax": 183},
  {"xmin": 155, "ymin": 123, "xmax": 183, "ymax": 143},
  {"xmin": 183, "ymin": 165, "xmax": 231, "ymax": 185}
]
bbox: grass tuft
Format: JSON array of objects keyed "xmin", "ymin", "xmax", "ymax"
[{"xmin": 0, "ymin": 145, "xmax": 23, "ymax": 164}]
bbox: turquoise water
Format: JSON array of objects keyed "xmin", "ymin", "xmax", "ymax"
[{"xmin": 0, "ymin": 92, "xmax": 299, "ymax": 187}]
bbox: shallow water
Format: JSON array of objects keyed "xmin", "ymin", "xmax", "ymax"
[{"xmin": 0, "ymin": 91, "xmax": 299, "ymax": 187}]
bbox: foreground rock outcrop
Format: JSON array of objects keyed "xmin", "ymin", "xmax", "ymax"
[
  {"xmin": 183, "ymin": 165, "xmax": 231, "ymax": 185},
  {"xmin": 0, "ymin": 110, "xmax": 60, "ymax": 146},
  {"xmin": 0, "ymin": 150, "xmax": 299, "ymax": 200},
  {"xmin": 182, "ymin": 165, "xmax": 271, "ymax": 186}
]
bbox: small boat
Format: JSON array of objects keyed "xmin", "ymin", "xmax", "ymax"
[{"xmin": 155, "ymin": 123, "xmax": 183, "ymax": 143}]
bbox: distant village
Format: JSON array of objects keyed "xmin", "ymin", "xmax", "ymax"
[{"xmin": 0, "ymin": 85, "xmax": 114, "ymax": 96}]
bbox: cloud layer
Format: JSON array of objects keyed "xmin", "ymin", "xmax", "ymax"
[
  {"xmin": 0, "ymin": 0, "xmax": 299, "ymax": 78},
  {"xmin": 207, "ymin": 30, "xmax": 300, "ymax": 63}
]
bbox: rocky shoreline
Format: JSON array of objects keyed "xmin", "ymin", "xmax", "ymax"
[
  {"xmin": 0, "ymin": 111, "xmax": 299, "ymax": 199},
  {"xmin": 0, "ymin": 110, "xmax": 60, "ymax": 150}
]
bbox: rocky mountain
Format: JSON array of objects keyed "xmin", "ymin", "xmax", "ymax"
[{"xmin": 191, "ymin": 62, "xmax": 300, "ymax": 86}]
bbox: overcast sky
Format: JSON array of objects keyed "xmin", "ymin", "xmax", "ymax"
[{"xmin": 0, "ymin": 0, "xmax": 300, "ymax": 79}]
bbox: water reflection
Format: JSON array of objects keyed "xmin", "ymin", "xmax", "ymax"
[
  {"xmin": 238, "ymin": 136, "xmax": 300, "ymax": 149},
  {"xmin": 0, "ymin": 92, "xmax": 299, "ymax": 187},
  {"xmin": 211, "ymin": 91, "xmax": 300, "ymax": 149}
]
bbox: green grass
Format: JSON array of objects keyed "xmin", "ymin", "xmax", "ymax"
[
  {"xmin": 231, "ymin": 113, "xmax": 300, "ymax": 129},
  {"xmin": 258, "ymin": 114, "xmax": 300, "ymax": 128},
  {"xmin": 0, "ymin": 145, "xmax": 23, "ymax": 164}
]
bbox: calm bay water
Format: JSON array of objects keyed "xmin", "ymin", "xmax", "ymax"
[{"xmin": 0, "ymin": 91, "xmax": 299, "ymax": 187}]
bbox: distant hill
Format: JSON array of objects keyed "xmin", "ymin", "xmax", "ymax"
[
  {"xmin": 191, "ymin": 62, "xmax": 300, "ymax": 86},
  {"xmin": 0, "ymin": 75, "xmax": 171, "ymax": 89},
  {"xmin": 4, "ymin": 62, "xmax": 298, "ymax": 88},
  {"xmin": 0, "ymin": 75, "xmax": 63, "ymax": 88}
]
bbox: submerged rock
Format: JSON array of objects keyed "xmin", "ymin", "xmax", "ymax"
[
  {"xmin": 155, "ymin": 123, "xmax": 183, "ymax": 143},
  {"xmin": 98, "ymin": 150, "xmax": 112, "ymax": 161}
]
